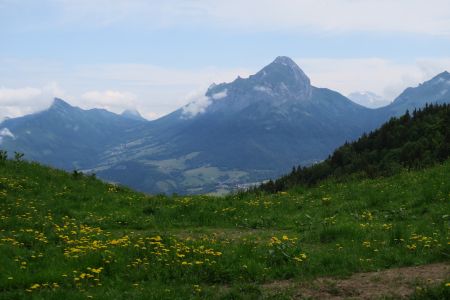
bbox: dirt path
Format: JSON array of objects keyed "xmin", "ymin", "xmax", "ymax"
[{"xmin": 264, "ymin": 263, "xmax": 449, "ymax": 299}]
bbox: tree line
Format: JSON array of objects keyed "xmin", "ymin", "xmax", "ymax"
[{"xmin": 257, "ymin": 103, "xmax": 450, "ymax": 193}]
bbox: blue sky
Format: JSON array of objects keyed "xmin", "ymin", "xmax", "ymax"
[{"xmin": 1, "ymin": 0, "xmax": 450, "ymax": 120}]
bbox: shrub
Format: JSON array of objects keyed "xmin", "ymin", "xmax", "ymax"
[{"xmin": 0, "ymin": 150, "xmax": 7, "ymax": 163}]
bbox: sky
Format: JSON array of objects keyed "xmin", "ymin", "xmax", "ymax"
[{"xmin": 1, "ymin": 0, "xmax": 450, "ymax": 120}]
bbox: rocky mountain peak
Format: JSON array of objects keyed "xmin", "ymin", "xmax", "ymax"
[
  {"xmin": 50, "ymin": 98, "xmax": 71, "ymax": 108},
  {"xmin": 250, "ymin": 56, "xmax": 312, "ymax": 99},
  {"xmin": 121, "ymin": 109, "xmax": 147, "ymax": 122},
  {"xmin": 434, "ymin": 71, "xmax": 450, "ymax": 81},
  {"xmin": 48, "ymin": 98, "xmax": 75, "ymax": 114}
]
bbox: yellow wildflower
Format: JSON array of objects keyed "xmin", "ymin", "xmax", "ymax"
[{"xmin": 91, "ymin": 267, "xmax": 103, "ymax": 274}]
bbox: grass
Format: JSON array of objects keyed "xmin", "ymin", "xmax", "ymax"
[
  {"xmin": 0, "ymin": 159, "xmax": 449, "ymax": 299},
  {"xmin": 409, "ymin": 281, "xmax": 450, "ymax": 299}
]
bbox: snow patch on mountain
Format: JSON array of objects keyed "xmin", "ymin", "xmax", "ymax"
[
  {"xmin": 348, "ymin": 91, "xmax": 390, "ymax": 108},
  {"xmin": 253, "ymin": 85, "xmax": 272, "ymax": 94},
  {"xmin": 211, "ymin": 90, "xmax": 227, "ymax": 100}
]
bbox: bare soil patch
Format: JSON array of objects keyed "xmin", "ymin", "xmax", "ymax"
[{"xmin": 264, "ymin": 263, "xmax": 449, "ymax": 299}]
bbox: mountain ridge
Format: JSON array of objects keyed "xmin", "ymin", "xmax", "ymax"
[
  {"xmin": 1, "ymin": 57, "xmax": 449, "ymax": 194},
  {"xmin": 0, "ymin": 98, "xmax": 145, "ymax": 170},
  {"xmin": 258, "ymin": 103, "xmax": 450, "ymax": 193},
  {"xmin": 348, "ymin": 91, "xmax": 389, "ymax": 108}
]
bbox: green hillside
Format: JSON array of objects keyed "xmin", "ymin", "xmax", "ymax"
[
  {"xmin": 0, "ymin": 154, "xmax": 449, "ymax": 299},
  {"xmin": 258, "ymin": 103, "xmax": 450, "ymax": 193}
]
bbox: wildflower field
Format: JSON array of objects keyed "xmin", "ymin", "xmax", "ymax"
[{"xmin": 0, "ymin": 159, "xmax": 449, "ymax": 299}]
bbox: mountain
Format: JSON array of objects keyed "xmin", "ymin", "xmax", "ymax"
[
  {"xmin": 1, "ymin": 58, "xmax": 449, "ymax": 195},
  {"xmin": 121, "ymin": 109, "xmax": 147, "ymax": 122},
  {"xmin": 258, "ymin": 103, "xmax": 450, "ymax": 193},
  {"xmin": 380, "ymin": 71, "xmax": 450, "ymax": 116},
  {"xmin": 90, "ymin": 57, "xmax": 379, "ymax": 194},
  {"xmin": 348, "ymin": 91, "xmax": 389, "ymax": 108},
  {"xmin": 0, "ymin": 98, "xmax": 145, "ymax": 170}
]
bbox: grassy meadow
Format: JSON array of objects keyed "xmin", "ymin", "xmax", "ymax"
[{"xmin": 0, "ymin": 158, "xmax": 449, "ymax": 299}]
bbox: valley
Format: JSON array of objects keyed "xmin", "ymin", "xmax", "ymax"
[
  {"xmin": 2, "ymin": 3, "xmax": 450, "ymax": 299},
  {"xmin": 2, "ymin": 58, "xmax": 450, "ymax": 195}
]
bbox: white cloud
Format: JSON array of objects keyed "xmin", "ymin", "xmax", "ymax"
[
  {"xmin": 181, "ymin": 88, "xmax": 228, "ymax": 118},
  {"xmin": 81, "ymin": 90, "xmax": 137, "ymax": 112},
  {"xmin": 211, "ymin": 89, "xmax": 227, "ymax": 100},
  {"xmin": 70, "ymin": 64, "xmax": 248, "ymax": 118},
  {"xmin": 29, "ymin": 0, "xmax": 450, "ymax": 36},
  {"xmin": 0, "ymin": 82, "xmax": 66, "ymax": 120},
  {"xmin": 1, "ymin": 57, "xmax": 450, "ymax": 121},
  {"xmin": 141, "ymin": 111, "xmax": 160, "ymax": 120},
  {"xmin": 72, "ymin": 64, "xmax": 249, "ymax": 88},
  {"xmin": 181, "ymin": 90, "xmax": 211, "ymax": 118},
  {"xmin": 0, "ymin": 58, "xmax": 250, "ymax": 120},
  {"xmin": 0, "ymin": 128, "xmax": 15, "ymax": 145},
  {"xmin": 0, "ymin": 87, "xmax": 42, "ymax": 104},
  {"xmin": 0, "ymin": 128, "xmax": 14, "ymax": 138},
  {"xmin": 206, "ymin": 0, "xmax": 450, "ymax": 36},
  {"xmin": 296, "ymin": 57, "xmax": 450, "ymax": 101}
]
